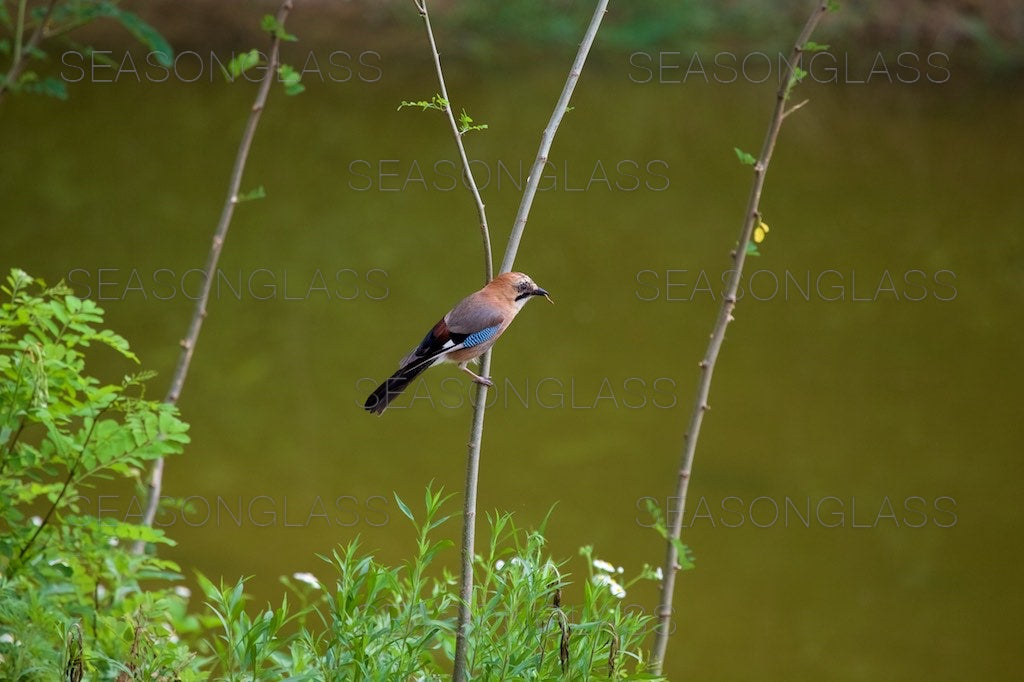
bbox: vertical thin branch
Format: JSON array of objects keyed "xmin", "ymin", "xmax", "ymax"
[
  {"xmin": 452, "ymin": 349, "xmax": 490, "ymax": 680},
  {"xmin": 454, "ymin": 3, "xmax": 609, "ymax": 680},
  {"xmin": 413, "ymin": 0, "xmax": 492, "ymax": 283},
  {"xmin": 650, "ymin": 1, "xmax": 830, "ymax": 672},
  {"xmin": 409, "ymin": 5, "xmax": 496, "ymax": 677},
  {"xmin": 0, "ymin": 0, "xmax": 59, "ymax": 105},
  {"xmin": 131, "ymin": 0, "xmax": 295, "ymax": 555},
  {"xmin": 498, "ymin": 0, "xmax": 609, "ymax": 276}
]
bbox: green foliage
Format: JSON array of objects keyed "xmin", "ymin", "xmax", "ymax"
[
  {"xmin": 446, "ymin": 0, "xmax": 720, "ymax": 53},
  {"xmin": 189, "ymin": 487, "xmax": 666, "ymax": 680},
  {"xmin": 45, "ymin": 1, "xmax": 173, "ymax": 66},
  {"xmin": 16, "ymin": 71, "xmax": 68, "ymax": 100},
  {"xmin": 457, "ymin": 108, "xmax": 488, "ymax": 134},
  {"xmin": 0, "ymin": 268, "xmax": 195, "ymax": 680},
  {"xmin": 733, "ymin": 147, "xmax": 757, "ymax": 166},
  {"xmin": 198, "ymin": 574, "xmax": 302, "ymax": 680},
  {"xmin": 95, "ymin": 2, "xmax": 173, "ymax": 67},
  {"xmin": 398, "ymin": 93, "xmax": 449, "ymax": 112},
  {"xmin": 225, "ymin": 16, "xmax": 304, "ymax": 96},
  {"xmin": 398, "ymin": 96, "xmax": 488, "ymax": 135},
  {"xmin": 260, "ymin": 13, "xmax": 297, "ymax": 43},
  {"xmin": 277, "ymin": 63, "xmax": 305, "ymax": 96},
  {"xmin": 643, "ymin": 499, "xmax": 695, "ymax": 572},
  {"xmin": 226, "ymin": 47, "xmax": 261, "ymax": 79},
  {"xmin": 236, "ymin": 185, "xmax": 267, "ymax": 203},
  {"xmin": 1, "ymin": 0, "xmax": 172, "ymax": 99},
  {"xmin": 784, "ymin": 65, "xmax": 808, "ymax": 100}
]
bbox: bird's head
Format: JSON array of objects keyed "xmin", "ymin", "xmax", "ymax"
[{"xmin": 491, "ymin": 272, "xmax": 553, "ymax": 309}]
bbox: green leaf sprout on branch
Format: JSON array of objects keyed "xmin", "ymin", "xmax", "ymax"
[
  {"xmin": 733, "ymin": 146, "xmax": 757, "ymax": 166},
  {"xmin": 398, "ymin": 94, "xmax": 448, "ymax": 112},
  {"xmin": 277, "ymin": 64, "xmax": 304, "ymax": 96},
  {"xmin": 261, "ymin": 14, "xmax": 297, "ymax": 42},
  {"xmin": 644, "ymin": 499, "xmax": 696, "ymax": 571},
  {"xmin": 784, "ymin": 65, "xmax": 808, "ymax": 100},
  {"xmin": 457, "ymin": 108, "xmax": 488, "ymax": 134},
  {"xmin": 226, "ymin": 48, "xmax": 261, "ymax": 80},
  {"xmin": 236, "ymin": 185, "xmax": 266, "ymax": 203}
]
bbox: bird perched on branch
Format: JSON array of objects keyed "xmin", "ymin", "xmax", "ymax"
[{"xmin": 364, "ymin": 272, "xmax": 552, "ymax": 414}]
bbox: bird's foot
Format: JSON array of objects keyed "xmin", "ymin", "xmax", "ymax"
[{"xmin": 460, "ymin": 365, "xmax": 494, "ymax": 386}]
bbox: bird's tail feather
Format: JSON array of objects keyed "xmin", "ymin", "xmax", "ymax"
[{"xmin": 364, "ymin": 360, "xmax": 434, "ymax": 414}]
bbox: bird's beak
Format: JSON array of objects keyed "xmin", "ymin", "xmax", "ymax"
[{"xmin": 534, "ymin": 287, "xmax": 554, "ymax": 304}]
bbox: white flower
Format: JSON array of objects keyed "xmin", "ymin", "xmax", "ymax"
[
  {"xmin": 292, "ymin": 572, "xmax": 321, "ymax": 589},
  {"xmin": 495, "ymin": 559, "xmax": 506, "ymax": 571},
  {"xmin": 592, "ymin": 558, "xmax": 616, "ymax": 573},
  {"xmin": 616, "ymin": 566, "xmax": 624, "ymax": 574},
  {"xmin": 592, "ymin": 573, "xmax": 626, "ymax": 599},
  {"xmin": 162, "ymin": 622, "xmax": 179, "ymax": 644},
  {"xmin": 30, "ymin": 516, "xmax": 42, "ymax": 527},
  {"xmin": 174, "ymin": 585, "xmax": 192, "ymax": 599},
  {"xmin": 0, "ymin": 633, "xmax": 14, "ymax": 644},
  {"xmin": 107, "ymin": 537, "xmax": 119, "ymax": 547},
  {"xmin": 654, "ymin": 567, "xmax": 664, "ymax": 581}
]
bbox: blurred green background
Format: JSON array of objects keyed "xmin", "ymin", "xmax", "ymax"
[{"xmin": 2, "ymin": 1, "xmax": 1022, "ymax": 679}]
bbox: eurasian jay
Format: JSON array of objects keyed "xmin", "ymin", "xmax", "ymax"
[{"xmin": 364, "ymin": 272, "xmax": 552, "ymax": 414}]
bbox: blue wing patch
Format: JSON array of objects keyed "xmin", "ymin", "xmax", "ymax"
[{"xmin": 461, "ymin": 325, "xmax": 500, "ymax": 349}]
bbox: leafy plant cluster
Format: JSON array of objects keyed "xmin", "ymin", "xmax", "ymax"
[
  {"xmin": 0, "ymin": 270, "xmax": 666, "ymax": 679},
  {"xmin": 198, "ymin": 488, "xmax": 666, "ymax": 680},
  {"xmin": 0, "ymin": 0, "xmax": 172, "ymax": 100},
  {"xmin": 0, "ymin": 269, "xmax": 194, "ymax": 679},
  {"xmin": 1, "ymin": 4, "xmax": 306, "ymax": 103}
]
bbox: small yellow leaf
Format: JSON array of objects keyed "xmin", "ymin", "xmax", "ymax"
[{"xmin": 754, "ymin": 219, "xmax": 770, "ymax": 244}]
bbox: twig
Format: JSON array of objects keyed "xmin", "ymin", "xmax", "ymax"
[
  {"xmin": 407, "ymin": 5, "xmax": 494, "ymax": 674},
  {"xmin": 413, "ymin": 0, "xmax": 492, "ymax": 282},
  {"xmin": 131, "ymin": 0, "xmax": 295, "ymax": 555},
  {"xmin": 0, "ymin": 0, "xmax": 59, "ymax": 105},
  {"xmin": 784, "ymin": 98, "xmax": 811, "ymax": 118},
  {"xmin": 499, "ymin": 0, "xmax": 609, "ymax": 276},
  {"xmin": 406, "ymin": 2, "xmax": 492, "ymax": 679},
  {"xmin": 650, "ymin": 0, "xmax": 831, "ymax": 672}
]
